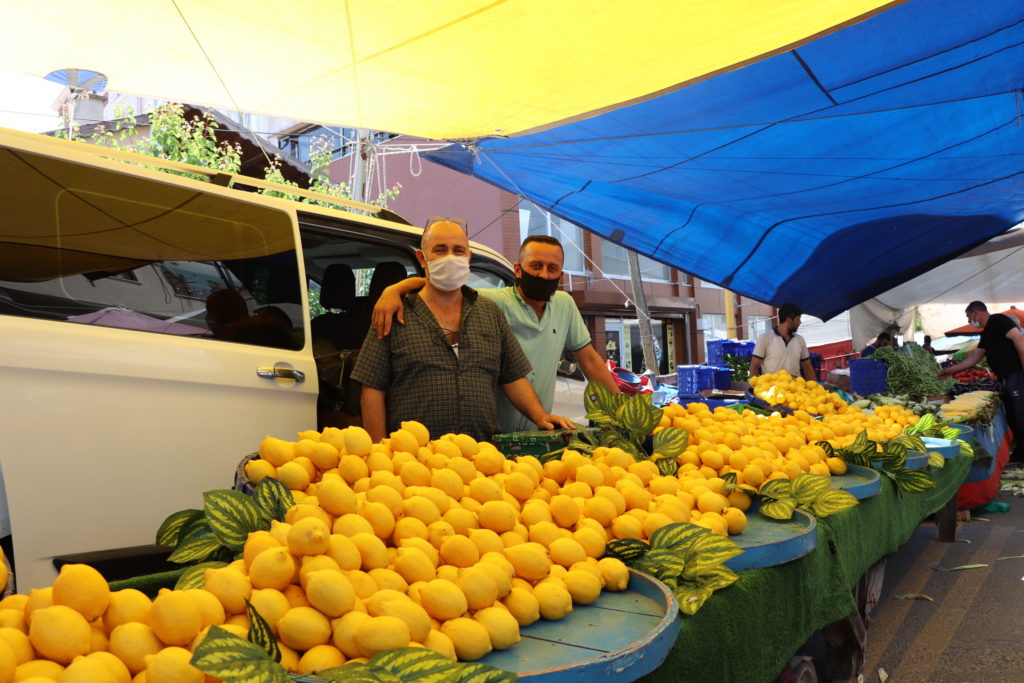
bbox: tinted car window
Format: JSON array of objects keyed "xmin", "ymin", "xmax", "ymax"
[{"xmin": 0, "ymin": 146, "xmax": 304, "ymax": 349}]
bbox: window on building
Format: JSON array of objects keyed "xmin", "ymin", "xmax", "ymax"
[
  {"xmin": 702, "ymin": 314, "xmax": 728, "ymax": 340},
  {"xmin": 278, "ymin": 127, "xmax": 396, "ymax": 163},
  {"xmin": 701, "ymin": 279, "xmax": 722, "ymax": 290},
  {"xmin": 598, "ymin": 239, "xmax": 672, "ymax": 281},
  {"xmin": 604, "ymin": 317, "xmax": 670, "ymax": 374},
  {"xmin": 518, "ymin": 200, "xmax": 585, "ymax": 273},
  {"xmin": 747, "ymin": 315, "xmax": 772, "ymax": 338}
]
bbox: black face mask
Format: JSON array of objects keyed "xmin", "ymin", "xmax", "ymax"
[{"xmin": 517, "ymin": 270, "xmax": 560, "ymax": 301}]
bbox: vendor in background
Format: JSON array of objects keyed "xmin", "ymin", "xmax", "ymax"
[
  {"xmin": 922, "ymin": 335, "xmax": 937, "ymax": 355},
  {"xmin": 373, "ymin": 233, "xmax": 619, "ymax": 433},
  {"xmin": 749, "ymin": 303, "xmax": 816, "ymax": 380},
  {"xmin": 860, "ymin": 332, "xmax": 893, "ymax": 358},
  {"xmin": 939, "ymin": 301, "xmax": 1024, "ymax": 462}
]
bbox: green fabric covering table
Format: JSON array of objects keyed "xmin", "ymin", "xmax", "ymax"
[{"xmin": 641, "ymin": 455, "xmax": 971, "ymax": 683}]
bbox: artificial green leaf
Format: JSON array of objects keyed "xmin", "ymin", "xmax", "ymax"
[
  {"xmin": 790, "ymin": 473, "xmax": 831, "ymax": 505},
  {"xmin": 252, "ymin": 477, "xmax": 295, "ymax": 524},
  {"xmin": 852, "ymin": 429, "xmax": 869, "ymax": 453},
  {"xmin": 317, "ymin": 663, "xmax": 402, "ymax": 683},
  {"xmin": 652, "ymin": 427, "xmax": 689, "ymax": 459},
  {"xmin": 674, "ymin": 584, "xmax": 715, "ymax": 616},
  {"xmin": 168, "ymin": 526, "xmax": 222, "ymax": 564},
  {"xmin": 606, "ymin": 433, "xmax": 643, "ymax": 460},
  {"xmin": 635, "ymin": 549, "xmax": 686, "ymax": 582},
  {"xmin": 583, "ymin": 381, "xmax": 617, "ymax": 417},
  {"xmin": 941, "ymin": 426, "xmax": 962, "ymax": 441},
  {"xmin": 456, "ymin": 662, "xmax": 519, "ymax": 683},
  {"xmin": 655, "ymin": 457, "xmax": 680, "ymax": 477},
  {"xmin": 603, "ymin": 538, "xmax": 650, "ymax": 564},
  {"xmin": 156, "ymin": 509, "xmax": 203, "ymax": 546},
  {"xmin": 958, "ymin": 440, "xmax": 974, "ymax": 457},
  {"xmin": 927, "ymin": 452, "xmax": 945, "ymax": 468},
  {"xmin": 246, "ymin": 600, "xmax": 281, "ymax": 663},
  {"xmin": 564, "ymin": 440, "xmax": 596, "ymax": 456},
  {"xmin": 371, "ymin": 647, "xmax": 461, "ymax": 679},
  {"xmin": 885, "ymin": 441, "xmax": 908, "ymax": 460},
  {"xmin": 915, "ymin": 413, "xmax": 936, "ymax": 434},
  {"xmin": 204, "ymin": 490, "xmax": 265, "ymax": 551},
  {"xmin": 616, "ymin": 398, "xmax": 651, "ymax": 441},
  {"xmin": 760, "ymin": 498, "xmax": 798, "ymax": 520},
  {"xmin": 681, "ymin": 533, "xmax": 743, "ymax": 578},
  {"xmin": 585, "ymin": 411, "xmax": 616, "ymax": 428},
  {"xmin": 174, "ymin": 561, "xmax": 228, "ymax": 589},
  {"xmin": 809, "ymin": 490, "xmax": 859, "ymax": 517},
  {"xmin": 650, "ymin": 522, "xmax": 710, "ymax": 552},
  {"xmin": 816, "ymin": 441, "xmax": 836, "ymax": 458},
  {"xmin": 190, "ymin": 626, "xmax": 290, "ymax": 683},
  {"xmin": 697, "ymin": 564, "xmax": 740, "ymax": 591},
  {"xmin": 892, "ymin": 469, "xmax": 935, "ymax": 493},
  {"xmin": 720, "ymin": 472, "xmax": 738, "ymax": 492},
  {"xmin": 759, "ymin": 479, "xmax": 792, "ymax": 500}
]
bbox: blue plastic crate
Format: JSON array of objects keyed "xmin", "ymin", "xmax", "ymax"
[
  {"xmin": 677, "ymin": 365, "xmax": 715, "ymax": 397},
  {"xmin": 712, "ymin": 366, "xmax": 734, "ymax": 390},
  {"xmin": 849, "ymin": 358, "xmax": 887, "ymax": 396},
  {"xmin": 706, "ymin": 339, "xmax": 727, "ymax": 365}
]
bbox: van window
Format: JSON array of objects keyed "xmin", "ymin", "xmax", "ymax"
[{"xmin": 0, "ymin": 146, "xmax": 304, "ymax": 349}]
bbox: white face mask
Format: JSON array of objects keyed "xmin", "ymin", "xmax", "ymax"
[{"xmin": 426, "ymin": 254, "xmax": 470, "ymax": 292}]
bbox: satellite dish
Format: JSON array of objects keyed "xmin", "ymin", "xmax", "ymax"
[{"xmin": 44, "ymin": 68, "xmax": 108, "ymax": 94}]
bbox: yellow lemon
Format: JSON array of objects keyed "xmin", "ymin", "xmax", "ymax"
[
  {"xmin": 533, "ymin": 582, "xmax": 573, "ymax": 620},
  {"xmin": 378, "ymin": 599, "xmax": 431, "ymax": 643},
  {"xmin": 52, "ymin": 564, "xmax": 110, "ymax": 622},
  {"xmin": 148, "ymin": 589, "xmax": 201, "ymax": 647},
  {"xmin": 392, "ymin": 548, "xmax": 436, "ymax": 585},
  {"xmin": 452, "ymin": 434, "xmax": 480, "ymax": 459},
  {"xmin": 440, "ymin": 617, "xmax": 492, "ymax": 661},
  {"xmin": 143, "ymin": 646, "xmax": 203, "ymax": 683},
  {"xmin": 249, "ymin": 546, "xmax": 298, "ymax": 591},
  {"xmin": 248, "ymin": 589, "xmax": 291, "ymax": 636},
  {"xmin": 203, "ymin": 567, "xmax": 252, "ymax": 615},
  {"xmin": 418, "ymin": 580, "xmax": 468, "ymax": 621},
  {"xmin": 327, "ymin": 534, "xmax": 364, "ymax": 571},
  {"xmin": 181, "ymin": 589, "xmax": 225, "ymax": 631},
  {"xmin": 259, "ymin": 436, "xmax": 295, "ymax": 467},
  {"xmin": 562, "ymin": 570, "xmax": 602, "ymax": 605},
  {"xmin": 477, "ymin": 501, "xmax": 516, "ymax": 534},
  {"xmin": 456, "ymin": 568, "xmax": 498, "ymax": 612},
  {"xmin": 422, "ymin": 629, "xmax": 457, "ymax": 660},
  {"xmin": 337, "ymin": 456, "xmax": 370, "ymax": 486},
  {"xmin": 287, "ymin": 517, "xmax": 332, "ymax": 556},
  {"xmin": 389, "ymin": 429, "xmax": 421, "ymax": 456},
  {"xmin": 331, "ymin": 611, "xmax": 371, "ymax": 658},
  {"xmin": 303, "ymin": 570, "xmax": 357, "ymax": 619},
  {"xmin": 27, "ymin": 605, "xmax": 90, "ymax": 664},
  {"xmin": 297, "ymin": 644, "xmax": 346, "ymax": 674},
  {"xmin": 56, "ymin": 655, "xmax": 118, "ymax": 683},
  {"xmin": 548, "ymin": 538, "xmax": 587, "ymax": 568},
  {"xmin": 344, "ymin": 427, "xmax": 373, "ymax": 456},
  {"xmin": 597, "ymin": 558, "xmax": 630, "ymax": 591},
  {"xmin": 501, "ymin": 588, "xmax": 540, "ymax": 627},
  {"xmin": 349, "ymin": 533, "xmax": 388, "ymax": 571},
  {"xmin": 244, "ymin": 458, "xmax": 276, "ymax": 484},
  {"xmin": 278, "ymin": 607, "xmax": 331, "ymax": 651},
  {"xmin": 103, "ymin": 589, "xmax": 152, "ymax": 632},
  {"xmin": 108, "ymin": 622, "xmax": 162, "ymax": 675},
  {"xmin": 472, "ymin": 449, "xmax": 503, "ymax": 476},
  {"xmin": 723, "ymin": 507, "xmax": 748, "ymax": 535},
  {"xmin": 473, "ymin": 605, "xmax": 520, "ymax": 650},
  {"xmin": 354, "ymin": 616, "xmax": 410, "ymax": 656},
  {"xmin": 504, "ymin": 543, "xmax": 551, "ymax": 581},
  {"xmin": 400, "ymin": 421, "xmax": 431, "ymax": 447},
  {"xmin": 440, "ymin": 536, "xmax": 479, "ymax": 568}
]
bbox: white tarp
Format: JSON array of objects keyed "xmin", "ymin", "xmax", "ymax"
[{"xmin": 848, "ymin": 227, "xmax": 1024, "ymax": 342}]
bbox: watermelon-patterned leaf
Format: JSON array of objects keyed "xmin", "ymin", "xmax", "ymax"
[
  {"xmin": 190, "ymin": 626, "xmax": 290, "ymax": 683},
  {"xmin": 681, "ymin": 533, "xmax": 743, "ymax": 579},
  {"xmin": 585, "ymin": 411, "xmax": 616, "ymax": 428},
  {"xmin": 958, "ymin": 440, "xmax": 974, "ymax": 457},
  {"xmin": 649, "ymin": 522, "xmax": 710, "ymax": 553},
  {"xmin": 915, "ymin": 413, "xmax": 937, "ymax": 434},
  {"xmin": 370, "ymin": 647, "xmax": 462, "ymax": 679},
  {"xmin": 790, "ymin": 473, "xmax": 831, "ymax": 506},
  {"xmin": 928, "ymin": 452, "xmax": 946, "ymax": 469},
  {"xmin": 253, "ymin": 477, "xmax": 295, "ymax": 523},
  {"xmin": 759, "ymin": 498, "xmax": 798, "ymax": 521},
  {"xmin": 759, "ymin": 479, "xmax": 792, "ymax": 500},
  {"xmin": 720, "ymin": 472, "xmax": 738, "ymax": 492},
  {"xmin": 174, "ymin": 561, "xmax": 228, "ymax": 589},
  {"xmin": 203, "ymin": 489, "xmax": 265, "ymax": 551},
  {"xmin": 852, "ymin": 429, "xmax": 870, "ymax": 453},
  {"xmin": 652, "ymin": 427, "xmax": 689, "ymax": 459},
  {"xmin": 893, "ymin": 469, "xmax": 935, "ymax": 493},
  {"xmin": 809, "ymin": 490, "xmax": 859, "ymax": 518},
  {"xmin": 245, "ymin": 600, "xmax": 280, "ymax": 663},
  {"xmin": 603, "ymin": 538, "xmax": 650, "ymax": 564},
  {"xmin": 455, "ymin": 662, "xmax": 519, "ymax": 683},
  {"xmin": 635, "ymin": 549, "xmax": 686, "ymax": 582},
  {"xmin": 583, "ymin": 380, "xmax": 617, "ymax": 417},
  {"xmin": 697, "ymin": 564, "xmax": 739, "ymax": 590},
  {"xmin": 655, "ymin": 457, "xmax": 679, "ymax": 477},
  {"xmin": 674, "ymin": 583, "xmax": 715, "ymax": 616},
  {"xmin": 156, "ymin": 509, "xmax": 204, "ymax": 546},
  {"xmin": 167, "ymin": 526, "xmax": 222, "ymax": 564},
  {"xmin": 616, "ymin": 398, "xmax": 651, "ymax": 441},
  {"xmin": 816, "ymin": 441, "xmax": 836, "ymax": 458},
  {"xmin": 316, "ymin": 663, "xmax": 401, "ymax": 683}
]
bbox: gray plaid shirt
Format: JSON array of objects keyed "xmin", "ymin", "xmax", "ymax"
[{"xmin": 351, "ymin": 287, "xmax": 531, "ymax": 441}]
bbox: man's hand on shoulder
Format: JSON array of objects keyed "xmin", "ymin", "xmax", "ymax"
[
  {"xmin": 372, "ymin": 279, "xmax": 424, "ymax": 338},
  {"xmin": 534, "ymin": 414, "xmax": 578, "ymax": 431}
]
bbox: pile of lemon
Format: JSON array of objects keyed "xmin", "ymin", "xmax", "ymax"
[{"xmin": 750, "ymin": 371, "xmax": 849, "ymax": 415}]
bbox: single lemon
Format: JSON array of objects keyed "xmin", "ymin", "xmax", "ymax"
[
  {"xmin": 27, "ymin": 605, "xmax": 90, "ymax": 664},
  {"xmin": 108, "ymin": 622, "xmax": 162, "ymax": 674},
  {"xmin": 504, "ymin": 543, "xmax": 552, "ymax": 581},
  {"xmin": 456, "ymin": 568, "xmax": 498, "ymax": 612},
  {"xmin": 562, "ymin": 570, "xmax": 602, "ymax": 605},
  {"xmin": 344, "ymin": 427, "xmax": 374, "ymax": 456},
  {"xmin": 297, "ymin": 643, "xmax": 346, "ymax": 674},
  {"xmin": 331, "ymin": 611, "xmax": 371, "ymax": 659},
  {"xmin": 181, "ymin": 589, "xmax": 225, "ymax": 630},
  {"xmin": 501, "ymin": 588, "xmax": 540, "ymax": 627},
  {"xmin": 287, "ymin": 517, "xmax": 332, "ymax": 556},
  {"xmin": 422, "ymin": 629, "xmax": 457, "ymax": 660},
  {"xmin": 102, "ymin": 589, "xmax": 152, "ymax": 632},
  {"xmin": 249, "ymin": 546, "xmax": 298, "ymax": 591},
  {"xmin": 278, "ymin": 606, "xmax": 331, "ymax": 651},
  {"xmin": 203, "ymin": 567, "xmax": 252, "ymax": 614},
  {"xmin": 52, "ymin": 564, "xmax": 110, "ymax": 622},
  {"xmin": 473, "ymin": 606, "xmax": 521, "ymax": 650},
  {"xmin": 533, "ymin": 582, "xmax": 573, "ymax": 620},
  {"xmin": 440, "ymin": 617, "xmax": 491, "ymax": 661},
  {"xmin": 377, "ymin": 599, "xmax": 431, "ymax": 642},
  {"xmin": 418, "ymin": 580, "xmax": 468, "ymax": 621},
  {"xmin": 354, "ymin": 615, "xmax": 410, "ymax": 657},
  {"xmin": 149, "ymin": 589, "xmax": 202, "ymax": 647},
  {"xmin": 249, "ymin": 589, "xmax": 291, "ymax": 636},
  {"xmin": 304, "ymin": 570, "xmax": 356, "ymax": 618},
  {"xmin": 143, "ymin": 646, "xmax": 203, "ymax": 683}
]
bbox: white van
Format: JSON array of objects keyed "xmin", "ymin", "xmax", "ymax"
[{"xmin": 0, "ymin": 128, "xmax": 514, "ymax": 589}]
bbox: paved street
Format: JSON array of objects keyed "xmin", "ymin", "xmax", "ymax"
[{"xmin": 863, "ymin": 467, "xmax": 1024, "ymax": 682}]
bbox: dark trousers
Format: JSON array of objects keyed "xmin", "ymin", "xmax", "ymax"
[{"xmin": 1002, "ymin": 371, "xmax": 1024, "ymax": 460}]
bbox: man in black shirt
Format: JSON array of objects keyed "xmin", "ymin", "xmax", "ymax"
[{"xmin": 940, "ymin": 301, "xmax": 1024, "ymax": 461}]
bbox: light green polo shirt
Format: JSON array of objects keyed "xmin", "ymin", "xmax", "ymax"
[{"xmin": 479, "ymin": 287, "xmax": 591, "ymax": 434}]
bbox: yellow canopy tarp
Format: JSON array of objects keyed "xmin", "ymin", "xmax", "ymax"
[{"xmin": 2, "ymin": 0, "xmax": 900, "ymax": 139}]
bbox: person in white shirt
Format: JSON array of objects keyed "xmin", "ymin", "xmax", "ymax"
[{"xmin": 749, "ymin": 303, "xmax": 815, "ymax": 379}]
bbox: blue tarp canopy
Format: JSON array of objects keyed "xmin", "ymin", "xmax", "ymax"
[{"xmin": 425, "ymin": 0, "xmax": 1024, "ymax": 320}]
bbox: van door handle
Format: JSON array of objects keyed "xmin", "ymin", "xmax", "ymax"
[{"xmin": 257, "ymin": 367, "xmax": 306, "ymax": 382}]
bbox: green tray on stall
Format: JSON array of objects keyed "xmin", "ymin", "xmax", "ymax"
[{"xmin": 492, "ymin": 429, "xmax": 597, "ymax": 458}]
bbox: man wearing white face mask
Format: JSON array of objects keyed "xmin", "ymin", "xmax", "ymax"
[{"xmin": 351, "ymin": 220, "xmax": 576, "ymax": 442}]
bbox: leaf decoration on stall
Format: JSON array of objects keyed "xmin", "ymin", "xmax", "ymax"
[
  {"xmin": 317, "ymin": 648, "xmax": 516, "ymax": 683},
  {"xmin": 174, "ymin": 560, "xmax": 228, "ymax": 590},
  {"xmin": 204, "ymin": 490, "xmax": 265, "ymax": 551},
  {"xmin": 252, "ymin": 477, "xmax": 295, "ymax": 523},
  {"xmin": 819, "ymin": 429, "xmax": 936, "ymax": 494},
  {"xmin": 167, "ymin": 526, "xmax": 225, "ymax": 564},
  {"xmin": 606, "ymin": 522, "xmax": 742, "ymax": 616},
  {"xmin": 190, "ymin": 626, "xmax": 290, "ymax": 683},
  {"xmin": 754, "ymin": 473, "xmax": 858, "ymax": 520},
  {"xmin": 245, "ymin": 600, "xmax": 281, "ymax": 663},
  {"xmin": 156, "ymin": 509, "xmax": 204, "ymax": 546}
]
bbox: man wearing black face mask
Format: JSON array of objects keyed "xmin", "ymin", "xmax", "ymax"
[{"xmin": 373, "ymin": 234, "xmax": 619, "ymax": 432}]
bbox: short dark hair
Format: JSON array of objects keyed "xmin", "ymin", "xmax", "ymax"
[
  {"xmin": 778, "ymin": 303, "xmax": 802, "ymax": 323},
  {"xmin": 877, "ymin": 332, "xmax": 892, "ymax": 342},
  {"xmin": 924, "ymin": 335, "xmax": 932, "ymax": 344},
  {"xmin": 520, "ymin": 234, "xmax": 563, "ymax": 258},
  {"xmin": 966, "ymin": 301, "xmax": 988, "ymax": 313}
]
